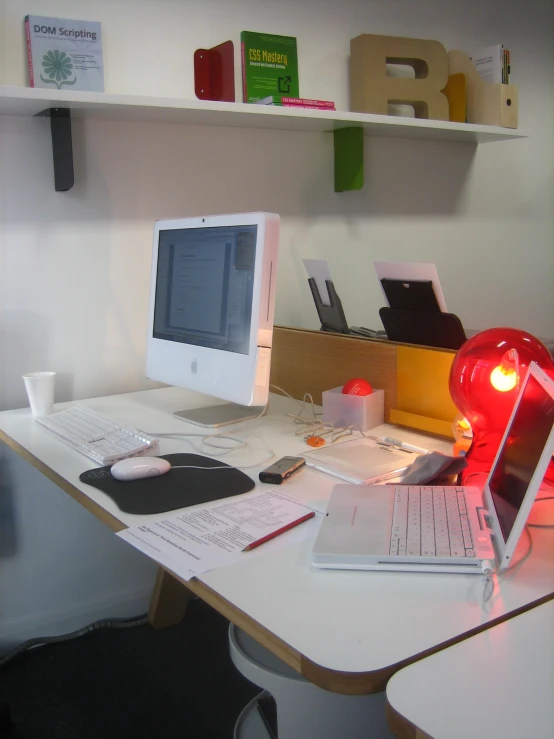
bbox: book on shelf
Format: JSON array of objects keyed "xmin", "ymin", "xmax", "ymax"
[
  {"xmin": 241, "ymin": 31, "xmax": 299, "ymax": 103},
  {"xmin": 25, "ymin": 15, "xmax": 104, "ymax": 91},
  {"xmin": 256, "ymin": 95, "xmax": 335, "ymax": 109},
  {"xmin": 470, "ymin": 44, "xmax": 510, "ymax": 84}
]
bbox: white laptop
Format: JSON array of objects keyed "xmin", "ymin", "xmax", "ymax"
[{"xmin": 312, "ymin": 362, "xmax": 554, "ymax": 574}]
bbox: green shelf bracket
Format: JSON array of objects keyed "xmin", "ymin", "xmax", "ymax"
[{"xmin": 333, "ymin": 127, "xmax": 363, "ymax": 192}]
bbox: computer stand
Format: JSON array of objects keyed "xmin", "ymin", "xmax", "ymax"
[{"xmin": 174, "ymin": 403, "xmax": 267, "ymax": 428}]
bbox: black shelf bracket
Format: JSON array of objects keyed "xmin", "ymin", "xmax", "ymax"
[{"xmin": 36, "ymin": 108, "xmax": 74, "ymax": 192}]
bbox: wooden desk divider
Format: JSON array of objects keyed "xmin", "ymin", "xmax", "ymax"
[{"xmin": 270, "ymin": 326, "xmax": 458, "ymax": 438}]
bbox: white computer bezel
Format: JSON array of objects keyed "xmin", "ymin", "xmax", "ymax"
[
  {"xmin": 145, "ymin": 212, "xmax": 279, "ymax": 407},
  {"xmin": 483, "ymin": 362, "xmax": 554, "ymax": 570}
]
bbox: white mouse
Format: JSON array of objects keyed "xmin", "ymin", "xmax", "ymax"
[{"xmin": 110, "ymin": 457, "xmax": 171, "ymax": 481}]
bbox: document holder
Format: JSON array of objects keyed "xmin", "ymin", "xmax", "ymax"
[
  {"xmin": 379, "ymin": 307, "xmax": 466, "ymax": 350},
  {"xmin": 308, "ymin": 277, "xmax": 349, "ymax": 334},
  {"xmin": 378, "ymin": 277, "xmax": 466, "ymax": 349}
]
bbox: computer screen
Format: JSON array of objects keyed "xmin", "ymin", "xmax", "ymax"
[
  {"xmin": 146, "ymin": 212, "xmax": 279, "ymax": 426},
  {"xmin": 484, "ymin": 362, "xmax": 554, "ymax": 568},
  {"xmin": 153, "ymin": 225, "xmax": 257, "ymax": 355},
  {"xmin": 488, "ymin": 369, "xmax": 554, "ymax": 541}
]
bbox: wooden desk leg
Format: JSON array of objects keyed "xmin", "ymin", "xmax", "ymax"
[{"xmin": 147, "ymin": 567, "xmax": 192, "ymax": 629}]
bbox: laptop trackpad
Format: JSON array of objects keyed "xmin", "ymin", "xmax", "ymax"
[{"xmin": 326, "ymin": 486, "xmax": 393, "ymax": 555}]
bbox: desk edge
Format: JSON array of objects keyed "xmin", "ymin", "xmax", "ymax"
[
  {"xmin": 0, "ymin": 429, "xmax": 125, "ymax": 532},
  {"xmin": 385, "ymin": 701, "xmax": 432, "ymax": 739},
  {"xmin": 301, "ymin": 589, "xmax": 554, "ymax": 694}
]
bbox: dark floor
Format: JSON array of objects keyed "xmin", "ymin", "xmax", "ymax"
[{"xmin": 0, "ymin": 599, "xmax": 260, "ymax": 739}]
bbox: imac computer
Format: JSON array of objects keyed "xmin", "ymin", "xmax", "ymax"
[{"xmin": 146, "ymin": 212, "xmax": 280, "ymax": 427}]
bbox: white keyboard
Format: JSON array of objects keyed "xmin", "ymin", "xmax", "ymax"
[
  {"xmin": 35, "ymin": 405, "xmax": 159, "ymax": 466},
  {"xmin": 390, "ymin": 486, "xmax": 475, "ymax": 558}
]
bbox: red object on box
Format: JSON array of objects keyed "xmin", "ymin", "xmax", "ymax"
[{"xmin": 342, "ymin": 378, "xmax": 373, "ymax": 396}]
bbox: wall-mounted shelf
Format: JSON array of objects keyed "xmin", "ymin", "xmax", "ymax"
[{"xmin": 0, "ymin": 85, "xmax": 528, "ymax": 191}]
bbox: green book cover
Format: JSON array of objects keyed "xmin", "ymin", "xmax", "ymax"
[{"xmin": 241, "ymin": 31, "xmax": 299, "ymax": 103}]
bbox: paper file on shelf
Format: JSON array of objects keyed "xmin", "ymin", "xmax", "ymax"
[{"xmin": 470, "ymin": 44, "xmax": 509, "ymax": 84}]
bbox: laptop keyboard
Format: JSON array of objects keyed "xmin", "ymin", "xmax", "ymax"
[{"xmin": 390, "ymin": 486, "xmax": 475, "ymax": 558}]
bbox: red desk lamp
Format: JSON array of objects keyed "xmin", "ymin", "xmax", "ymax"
[{"xmin": 449, "ymin": 328, "xmax": 554, "ymax": 483}]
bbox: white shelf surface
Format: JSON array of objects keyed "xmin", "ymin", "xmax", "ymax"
[{"xmin": 0, "ymin": 85, "xmax": 527, "ymax": 144}]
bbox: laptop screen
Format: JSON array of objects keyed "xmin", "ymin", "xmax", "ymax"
[{"xmin": 488, "ymin": 372, "xmax": 554, "ymax": 541}]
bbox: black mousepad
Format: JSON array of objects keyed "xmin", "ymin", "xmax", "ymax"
[{"xmin": 79, "ymin": 454, "xmax": 255, "ymax": 515}]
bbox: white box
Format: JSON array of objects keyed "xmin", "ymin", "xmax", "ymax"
[{"xmin": 322, "ymin": 387, "xmax": 384, "ymax": 431}]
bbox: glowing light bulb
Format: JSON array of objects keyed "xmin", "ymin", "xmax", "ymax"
[
  {"xmin": 490, "ymin": 365, "xmax": 518, "ymax": 392},
  {"xmin": 490, "ymin": 348, "xmax": 519, "ymax": 392},
  {"xmin": 449, "ymin": 328, "xmax": 554, "ymax": 482}
]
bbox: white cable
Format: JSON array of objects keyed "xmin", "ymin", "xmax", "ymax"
[
  {"xmin": 481, "ymin": 559, "xmax": 494, "ymax": 604},
  {"xmin": 169, "ymin": 439, "xmax": 275, "ymax": 471},
  {"xmin": 143, "ymin": 402, "xmax": 275, "ymax": 469},
  {"xmin": 144, "ymin": 435, "xmax": 274, "ymax": 470},
  {"xmin": 151, "ymin": 432, "xmax": 247, "ymax": 456},
  {"xmin": 270, "ymin": 384, "xmax": 321, "ymax": 418},
  {"xmin": 170, "ymin": 464, "xmax": 234, "ymax": 471},
  {"xmin": 481, "ymin": 526, "xmax": 535, "ymax": 607},
  {"xmin": 270, "ymin": 384, "xmax": 360, "ymax": 446}
]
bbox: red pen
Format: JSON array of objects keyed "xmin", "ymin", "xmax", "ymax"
[{"xmin": 242, "ymin": 511, "xmax": 315, "ymax": 552}]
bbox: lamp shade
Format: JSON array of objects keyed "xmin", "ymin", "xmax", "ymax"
[{"xmin": 449, "ymin": 328, "xmax": 554, "ymax": 482}]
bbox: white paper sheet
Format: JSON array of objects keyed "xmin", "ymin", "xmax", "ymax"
[
  {"xmin": 302, "ymin": 259, "xmax": 333, "ymax": 305},
  {"xmin": 117, "ymin": 490, "xmax": 322, "ymax": 581},
  {"xmin": 374, "ymin": 261, "xmax": 448, "ymax": 312},
  {"xmin": 471, "ymin": 45, "xmax": 503, "ymax": 84}
]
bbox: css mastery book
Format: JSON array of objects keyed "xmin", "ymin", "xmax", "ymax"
[
  {"xmin": 25, "ymin": 15, "xmax": 104, "ymax": 92},
  {"xmin": 241, "ymin": 31, "xmax": 299, "ymax": 103}
]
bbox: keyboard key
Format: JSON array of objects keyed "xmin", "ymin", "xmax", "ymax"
[{"xmin": 390, "ymin": 485, "xmax": 475, "ymax": 560}]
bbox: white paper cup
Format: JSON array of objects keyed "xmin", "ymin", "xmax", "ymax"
[{"xmin": 22, "ymin": 371, "xmax": 56, "ymax": 417}]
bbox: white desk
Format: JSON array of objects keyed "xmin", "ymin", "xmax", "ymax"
[
  {"xmin": 1, "ymin": 387, "xmax": 554, "ymax": 694},
  {"xmin": 386, "ymin": 599, "xmax": 554, "ymax": 739}
]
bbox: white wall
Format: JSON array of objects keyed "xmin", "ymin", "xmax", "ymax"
[{"xmin": 1, "ymin": 0, "xmax": 553, "ymax": 644}]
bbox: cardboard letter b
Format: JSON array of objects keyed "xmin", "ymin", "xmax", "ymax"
[{"xmin": 350, "ymin": 34, "xmax": 449, "ymax": 120}]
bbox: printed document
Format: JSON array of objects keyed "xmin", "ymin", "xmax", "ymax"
[
  {"xmin": 117, "ymin": 489, "xmax": 321, "ymax": 581},
  {"xmin": 470, "ymin": 45, "xmax": 503, "ymax": 84}
]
